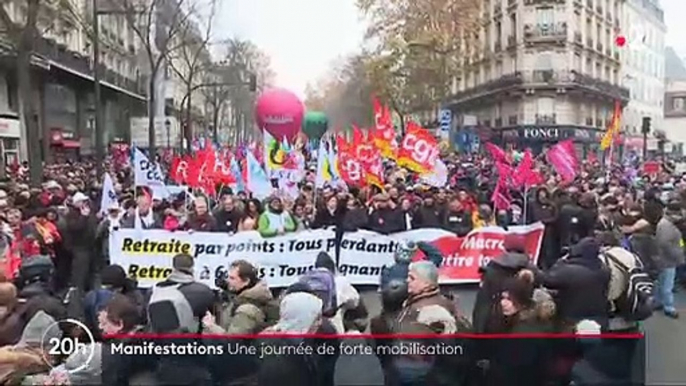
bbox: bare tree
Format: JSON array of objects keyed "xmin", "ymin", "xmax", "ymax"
[
  {"xmin": 105, "ymin": 0, "xmax": 196, "ymax": 156},
  {"xmin": 166, "ymin": 0, "xmax": 214, "ymax": 152},
  {"xmin": 304, "ymin": 53, "xmax": 375, "ymax": 129},
  {"xmin": 0, "ymin": 0, "xmax": 80, "ymax": 184},
  {"xmin": 221, "ymin": 38, "xmax": 274, "ymax": 144}
]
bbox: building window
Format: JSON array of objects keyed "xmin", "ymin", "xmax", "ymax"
[
  {"xmin": 574, "ymin": 53, "xmax": 582, "ymax": 71},
  {"xmin": 508, "ymin": 115, "xmax": 517, "ymax": 125},
  {"xmin": 674, "ymin": 98, "xmax": 685, "ymax": 111},
  {"xmin": 537, "ymin": 8, "xmax": 554, "ymax": 25},
  {"xmin": 586, "ymin": 58, "xmax": 592, "ymax": 75},
  {"xmin": 3, "ymin": 138, "xmax": 18, "ymax": 151}
]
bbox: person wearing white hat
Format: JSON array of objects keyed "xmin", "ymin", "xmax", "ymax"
[{"xmin": 65, "ymin": 191, "xmax": 98, "ymax": 291}]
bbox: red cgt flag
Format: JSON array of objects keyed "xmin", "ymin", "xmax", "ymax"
[{"xmin": 397, "ymin": 121, "xmax": 439, "ymax": 174}]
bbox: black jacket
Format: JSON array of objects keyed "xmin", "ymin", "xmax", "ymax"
[
  {"xmin": 539, "ymin": 254, "xmax": 610, "ymax": 327},
  {"xmin": 64, "ymin": 210, "xmax": 97, "ymax": 250},
  {"xmin": 556, "ymin": 204, "xmax": 596, "ymax": 248},
  {"xmin": 414, "ymin": 205, "xmax": 445, "ymax": 229},
  {"xmin": 443, "ymin": 210, "xmax": 472, "ymax": 236},
  {"xmin": 213, "ymin": 208, "xmax": 242, "ymax": 233},
  {"xmin": 366, "ymin": 208, "xmax": 406, "ymax": 234}
]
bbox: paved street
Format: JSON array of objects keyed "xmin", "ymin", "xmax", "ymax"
[{"xmin": 333, "ymin": 286, "xmax": 686, "ymax": 386}]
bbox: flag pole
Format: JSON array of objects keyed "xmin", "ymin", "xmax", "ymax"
[{"xmin": 522, "ymin": 184, "xmax": 529, "ymax": 225}]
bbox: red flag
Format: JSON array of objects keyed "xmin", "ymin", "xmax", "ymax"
[
  {"xmin": 485, "ymin": 143, "xmax": 509, "ymax": 164},
  {"xmin": 546, "ymin": 140, "xmax": 579, "ymax": 183},
  {"xmin": 169, "ymin": 156, "xmax": 190, "ymax": 184},
  {"xmin": 212, "ymin": 154, "xmax": 237, "ymax": 185},
  {"xmin": 492, "ymin": 179, "xmax": 511, "ymax": 210},
  {"xmin": 372, "ymin": 97, "xmax": 397, "ymax": 159},
  {"xmin": 397, "ymin": 121, "xmax": 439, "ymax": 174},
  {"xmin": 512, "ymin": 150, "xmax": 543, "ymax": 189},
  {"xmin": 187, "ymin": 147, "xmax": 216, "ymax": 196},
  {"xmin": 338, "ymin": 151, "xmax": 367, "ymax": 187}
]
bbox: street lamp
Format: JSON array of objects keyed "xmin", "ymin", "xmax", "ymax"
[{"xmin": 165, "ymin": 119, "xmax": 171, "ymax": 151}]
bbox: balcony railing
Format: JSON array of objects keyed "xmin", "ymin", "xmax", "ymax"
[
  {"xmin": 570, "ymin": 70, "xmax": 630, "ymax": 100},
  {"xmin": 446, "ymin": 70, "xmax": 630, "ymax": 106},
  {"xmin": 32, "ymin": 37, "xmax": 145, "ymax": 97},
  {"xmin": 524, "ymin": 0, "xmax": 565, "ymax": 4},
  {"xmin": 522, "ymin": 70, "xmax": 630, "ymax": 100},
  {"xmin": 446, "ymin": 72, "xmax": 523, "ymax": 104},
  {"xmin": 535, "ymin": 114, "xmax": 557, "ymax": 124},
  {"xmin": 523, "ymin": 22, "xmax": 567, "ymax": 41}
]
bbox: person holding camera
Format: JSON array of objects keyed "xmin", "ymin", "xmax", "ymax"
[{"xmin": 202, "ymin": 259, "xmax": 277, "ymax": 335}]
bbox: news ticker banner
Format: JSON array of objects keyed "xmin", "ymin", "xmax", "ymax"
[{"xmin": 109, "ymin": 223, "xmax": 544, "ymax": 289}]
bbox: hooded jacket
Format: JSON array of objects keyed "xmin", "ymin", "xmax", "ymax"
[
  {"xmin": 538, "ymin": 238, "xmax": 610, "ymax": 327},
  {"xmin": 208, "ymin": 281, "xmax": 275, "ymax": 335}
]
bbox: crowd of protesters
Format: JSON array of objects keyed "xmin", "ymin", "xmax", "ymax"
[{"xmin": 0, "ymin": 151, "xmax": 678, "ymax": 385}]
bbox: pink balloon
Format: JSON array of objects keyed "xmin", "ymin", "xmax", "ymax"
[{"xmin": 254, "ymin": 88, "xmax": 304, "ymax": 142}]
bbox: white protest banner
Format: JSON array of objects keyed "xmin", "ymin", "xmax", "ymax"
[
  {"xmin": 110, "ymin": 223, "xmax": 545, "ymax": 288},
  {"xmin": 110, "ymin": 228, "xmax": 338, "ymax": 288}
]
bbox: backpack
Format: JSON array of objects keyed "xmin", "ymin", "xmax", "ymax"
[
  {"xmin": 148, "ymin": 283, "xmax": 199, "ymax": 333},
  {"xmin": 297, "ymin": 268, "xmax": 338, "ymax": 317},
  {"xmin": 230, "ymin": 297, "xmax": 280, "ymax": 333},
  {"xmin": 601, "ymin": 250, "xmax": 654, "ymax": 321}
]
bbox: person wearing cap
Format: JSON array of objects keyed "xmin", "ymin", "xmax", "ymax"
[
  {"xmin": 366, "ymin": 193, "xmax": 405, "ymax": 235},
  {"xmin": 64, "ymin": 191, "xmax": 98, "ymax": 291},
  {"xmin": 257, "ymin": 196, "xmax": 296, "ymax": 238},
  {"xmin": 379, "ymin": 260, "xmax": 469, "ymax": 385},
  {"xmin": 654, "ymin": 200, "xmax": 684, "ymax": 319}
]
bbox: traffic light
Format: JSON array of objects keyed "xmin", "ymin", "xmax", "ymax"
[
  {"xmin": 248, "ymin": 74, "xmax": 257, "ymax": 92},
  {"xmin": 642, "ymin": 116, "xmax": 651, "ymax": 135}
]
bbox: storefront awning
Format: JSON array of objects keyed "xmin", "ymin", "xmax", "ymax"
[{"xmin": 62, "ymin": 140, "xmax": 81, "ymax": 148}]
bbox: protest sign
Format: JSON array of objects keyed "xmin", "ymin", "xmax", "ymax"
[{"xmin": 109, "ymin": 223, "xmax": 544, "ymax": 288}]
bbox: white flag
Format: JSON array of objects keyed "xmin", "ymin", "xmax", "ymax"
[
  {"xmin": 420, "ymin": 158, "xmax": 448, "ymax": 188},
  {"xmin": 99, "ymin": 173, "xmax": 118, "ymax": 215},
  {"xmin": 133, "ymin": 148, "xmax": 165, "ymax": 187}
]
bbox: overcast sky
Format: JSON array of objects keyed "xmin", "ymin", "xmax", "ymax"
[
  {"xmin": 215, "ymin": 0, "xmax": 366, "ymax": 99},
  {"xmin": 215, "ymin": 0, "xmax": 685, "ymax": 98},
  {"xmin": 662, "ymin": 0, "xmax": 685, "ymax": 52}
]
